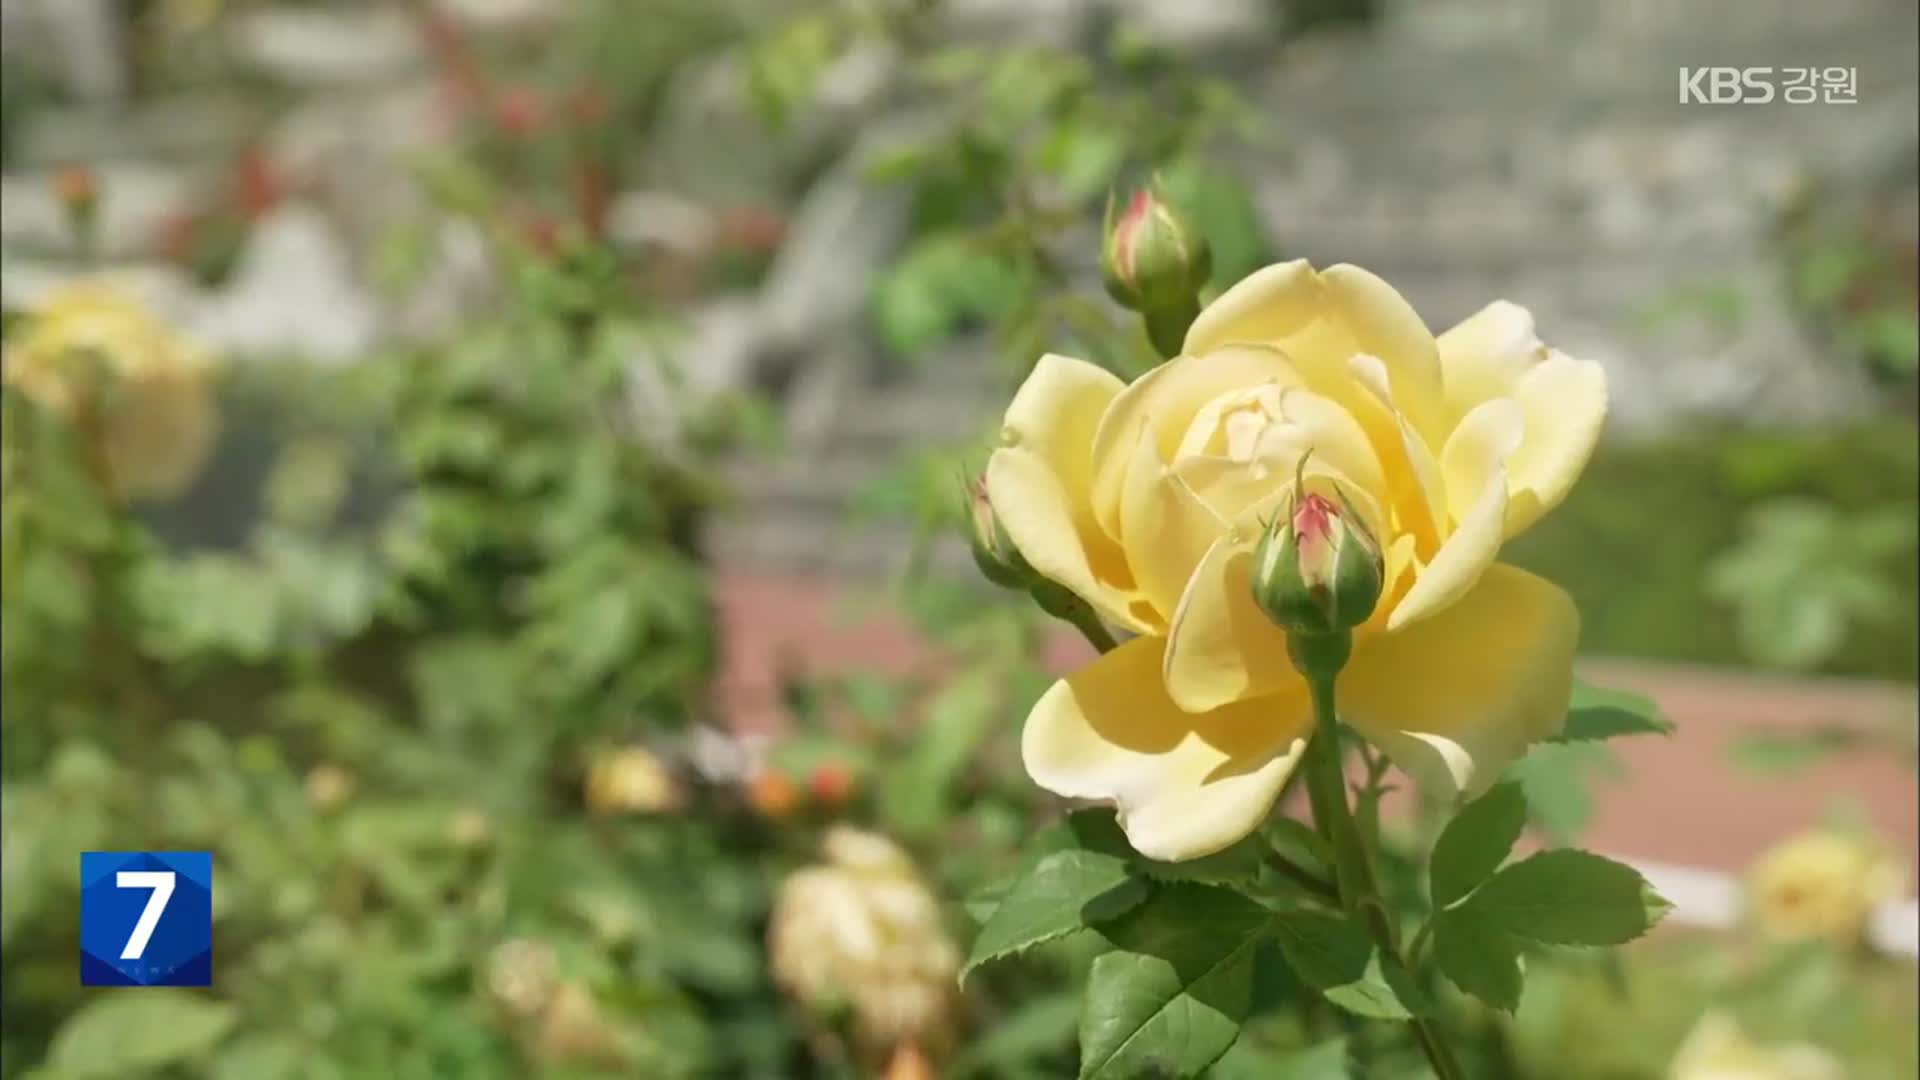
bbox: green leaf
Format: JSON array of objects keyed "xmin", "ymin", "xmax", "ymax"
[
  {"xmin": 1209, "ymin": 1036, "xmax": 1351, "ymax": 1080},
  {"xmin": 1136, "ymin": 831, "xmax": 1267, "ymax": 886},
  {"xmin": 962, "ymin": 848, "xmax": 1149, "ymax": 984},
  {"xmin": 49, "ymin": 990, "xmax": 238, "ymax": 1077},
  {"xmin": 1269, "ymin": 910, "xmax": 1422, "ymax": 1020},
  {"xmin": 210, "ymin": 1034, "xmax": 305, "ymax": 1080},
  {"xmin": 1507, "ymin": 741, "xmax": 1621, "ymax": 844},
  {"xmin": 1079, "ymin": 885, "xmax": 1267, "ymax": 1079},
  {"xmin": 1731, "ymin": 725, "xmax": 1877, "ymax": 775},
  {"xmin": 1553, "ymin": 681, "xmax": 1674, "ymax": 742},
  {"xmin": 1430, "ymin": 782, "xmax": 1527, "ymax": 909},
  {"xmin": 949, "ymin": 991, "xmax": 1080, "ymax": 1078},
  {"xmin": 1263, "ymin": 817, "xmax": 1332, "ymax": 873},
  {"xmin": 1467, "ymin": 850, "xmax": 1671, "ymax": 946},
  {"xmin": 1432, "ymin": 905, "xmax": 1524, "ymax": 1013},
  {"xmin": 877, "ymin": 669, "xmax": 1001, "ymax": 836}
]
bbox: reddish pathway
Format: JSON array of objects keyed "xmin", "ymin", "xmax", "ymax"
[{"xmin": 715, "ymin": 573, "xmax": 1917, "ymax": 877}]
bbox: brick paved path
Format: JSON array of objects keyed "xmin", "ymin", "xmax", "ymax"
[{"xmin": 715, "ymin": 572, "xmax": 1917, "ymax": 879}]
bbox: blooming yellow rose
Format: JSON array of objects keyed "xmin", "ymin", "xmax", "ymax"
[
  {"xmin": 584, "ymin": 746, "xmax": 682, "ymax": 815},
  {"xmin": 767, "ymin": 827, "xmax": 960, "ymax": 1062},
  {"xmin": 3, "ymin": 282, "xmax": 217, "ymax": 501},
  {"xmin": 986, "ymin": 260, "xmax": 1607, "ymax": 860},
  {"xmin": 1668, "ymin": 1011, "xmax": 1843, "ymax": 1080},
  {"xmin": 1746, "ymin": 827, "xmax": 1905, "ymax": 947}
]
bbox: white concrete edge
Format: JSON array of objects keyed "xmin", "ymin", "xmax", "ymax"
[{"xmin": 1617, "ymin": 854, "xmax": 1918, "ymax": 958}]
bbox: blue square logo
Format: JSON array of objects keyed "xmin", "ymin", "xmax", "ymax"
[{"xmin": 79, "ymin": 852, "xmax": 212, "ymax": 986}]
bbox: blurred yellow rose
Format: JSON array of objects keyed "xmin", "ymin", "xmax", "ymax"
[
  {"xmin": 987, "ymin": 260, "xmax": 1606, "ymax": 859},
  {"xmin": 583, "ymin": 746, "xmax": 681, "ymax": 815},
  {"xmin": 767, "ymin": 826, "xmax": 959, "ymax": 1064},
  {"xmin": 3, "ymin": 282, "xmax": 217, "ymax": 501},
  {"xmin": 1669, "ymin": 1011, "xmax": 1843, "ymax": 1080},
  {"xmin": 1746, "ymin": 827, "xmax": 1905, "ymax": 947}
]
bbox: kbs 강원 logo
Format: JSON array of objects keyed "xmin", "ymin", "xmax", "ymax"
[
  {"xmin": 79, "ymin": 852, "xmax": 212, "ymax": 986},
  {"xmin": 1680, "ymin": 67, "xmax": 1859, "ymax": 105}
]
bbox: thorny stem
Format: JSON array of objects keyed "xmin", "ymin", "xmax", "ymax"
[
  {"xmin": 1263, "ymin": 851, "xmax": 1340, "ymax": 904},
  {"xmin": 1291, "ymin": 630, "xmax": 1467, "ymax": 1080},
  {"xmin": 1058, "ymin": 604, "xmax": 1119, "ymax": 655}
]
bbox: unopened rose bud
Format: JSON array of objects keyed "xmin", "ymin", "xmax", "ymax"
[
  {"xmin": 808, "ymin": 762, "xmax": 855, "ymax": 806},
  {"xmin": 1250, "ymin": 483, "xmax": 1383, "ymax": 637},
  {"xmin": 965, "ymin": 474, "xmax": 1034, "ymax": 591},
  {"xmin": 1101, "ymin": 187, "xmax": 1211, "ymax": 316},
  {"xmin": 747, "ymin": 769, "xmax": 800, "ymax": 818}
]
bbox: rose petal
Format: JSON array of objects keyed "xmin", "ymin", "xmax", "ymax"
[
  {"xmin": 1505, "ymin": 350, "xmax": 1607, "ymax": 537},
  {"xmin": 1088, "ymin": 345, "xmax": 1301, "ymax": 536},
  {"xmin": 1185, "ymin": 261, "xmax": 1446, "ymax": 447},
  {"xmin": 1160, "ymin": 466, "xmax": 1386, "ymax": 713},
  {"xmin": 990, "ymin": 354, "xmax": 1155, "ymax": 631},
  {"xmin": 1023, "ymin": 636, "xmax": 1312, "ymax": 861},
  {"xmin": 1163, "ymin": 536, "xmax": 1299, "ymax": 713},
  {"xmin": 1438, "ymin": 397, "xmax": 1524, "ymax": 527},
  {"xmin": 1435, "ymin": 300, "xmax": 1544, "ymax": 420},
  {"xmin": 988, "ymin": 447, "xmax": 1157, "ymax": 632},
  {"xmin": 1119, "ymin": 424, "xmax": 1232, "ymax": 619},
  {"xmin": 1340, "ymin": 564, "xmax": 1578, "ymax": 800},
  {"xmin": 1385, "ymin": 462, "xmax": 1506, "ymax": 631}
]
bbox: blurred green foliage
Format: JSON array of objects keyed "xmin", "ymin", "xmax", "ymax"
[{"xmin": 1507, "ymin": 422, "xmax": 1919, "ymax": 681}]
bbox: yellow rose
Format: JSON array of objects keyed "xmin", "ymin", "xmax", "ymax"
[
  {"xmin": 1669, "ymin": 1011, "xmax": 1844, "ymax": 1080},
  {"xmin": 3, "ymin": 282, "xmax": 217, "ymax": 501},
  {"xmin": 767, "ymin": 827, "xmax": 960, "ymax": 1063},
  {"xmin": 987, "ymin": 260, "xmax": 1607, "ymax": 860},
  {"xmin": 1746, "ymin": 828, "xmax": 1905, "ymax": 947},
  {"xmin": 583, "ymin": 746, "xmax": 681, "ymax": 815}
]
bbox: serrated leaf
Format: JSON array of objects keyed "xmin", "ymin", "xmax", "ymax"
[
  {"xmin": 1467, "ymin": 850, "xmax": 1671, "ymax": 946},
  {"xmin": 1269, "ymin": 910, "xmax": 1421, "ymax": 1020},
  {"xmin": 1137, "ymin": 831, "xmax": 1266, "ymax": 886},
  {"xmin": 1078, "ymin": 885, "xmax": 1267, "ymax": 1079},
  {"xmin": 965, "ymin": 876, "xmax": 1016, "ymax": 926},
  {"xmin": 1553, "ymin": 681, "xmax": 1674, "ymax": 742},
  {"xmin": 962, "ymin": 848, "xmax": 1148, "ymax": 983},
  {"xmin": 49, "ymin": 990, "xmax": 238, "ymax": 1077},
  {"xmin": 1430, "ymin": 782, "xmax": 1527, "ymax": 909},
  {"xmin": 1432, "ymin": 905, "xmax": 1524, "ymax": 1013}
]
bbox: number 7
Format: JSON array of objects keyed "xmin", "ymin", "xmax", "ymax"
[{"xmin": 115, "ymin": 871, "xmax": 176, "ymax": 960}]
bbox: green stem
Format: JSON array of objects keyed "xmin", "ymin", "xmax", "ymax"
[
  {"xmin": 1407, "ymin": 920, "xmax": 1436, "ymax": 968},
  {"xmin": 1033, "ymin": 584, "xmax": 1119, "ymax": 654},
  {"xmin": 1142, "ymin": 296, "xmax": 1200, "ymax": 360},
  {"xmin": 1263, "ymin": 851, "xmax": 1340, "ymax": 904},
  {"xmin": 1292, "ymin": 632, "xmax": 1467, "ymax": 1080}
]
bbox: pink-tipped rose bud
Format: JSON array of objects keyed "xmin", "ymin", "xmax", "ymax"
[
  {"xmin": 1101, "ymin": 186, "xmax": 1211, "ymax": 315},
  {"xmin": 1249, "ymin": 482, "xmax": 1383, "ymax": 636}
]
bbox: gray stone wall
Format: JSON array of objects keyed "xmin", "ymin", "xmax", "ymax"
[{"xmin": 3, "ymin": 0, "xmax": 1914, "ymax": 576}]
